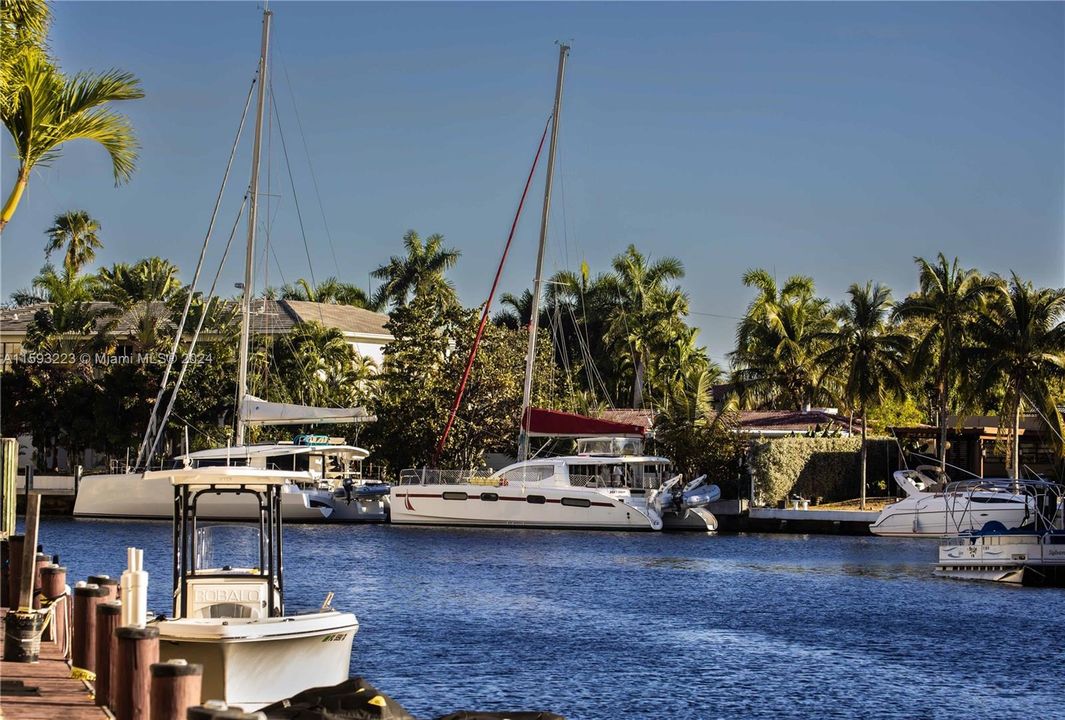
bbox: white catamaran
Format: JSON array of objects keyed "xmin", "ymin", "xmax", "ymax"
[{"xmin": 390, "ymin": 47, "xmax": 720, "ymax": 532}]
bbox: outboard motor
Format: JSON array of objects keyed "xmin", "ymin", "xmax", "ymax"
[{"xmin": 653, "ymin": 474, "xmax": 721, "ymax": 514}]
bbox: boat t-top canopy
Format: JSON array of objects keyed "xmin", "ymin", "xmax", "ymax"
[{"xmin": 145, "ymin": 466, "xmax": 313, "ymax": 489}]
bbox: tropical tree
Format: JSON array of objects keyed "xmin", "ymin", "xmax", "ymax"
[
  {"xmin": 280, "ymin": 277, "xmax": 379, "ymax": 310},
  {"xmin": 601, "ymin": 244, "xmax": 690, "ymax": 408},
  {"xmin": 44, "ymin": 210, "xmax": 102, "ymax": 273},
  {"xmin": 96, "ymin": 257, "xmax": 182, "ymax": 351},
  {"xmin": 966, "ymin": 275, "xmax": 1065, "ymax": 477},
  {"xmin": 492, "ymin": 289, "xmax": 536, "ymax": 330},
  {"xmin": 653, "ymin": 366, "xmax": 743, "ymax": 488},
  {"xmin": 0, "ymin": 0, "xmax": 49, "ymax": 116},
  {"xmin": 1, "ymin": 50, "xmax": 143, "ymax": 230},
  {"xmin": 817, "ymin": 282, "xmax": 911, "ymax": 508},
  {"xmin": 730, "ymin": 270, "xmax": 835, "ymax": 410},
  {"xmin": 894, "ymin": 254, "xmax": 999, "ymax": 470},
  {"xmin": 370, "ymin": 230, "xmax": 460, "ymax": 310}
]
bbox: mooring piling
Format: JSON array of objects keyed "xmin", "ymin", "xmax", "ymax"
[
  {"xmin": 94, "ymin": 600, "xmax": 122, "ymax": 707},
  {"xmin": 71, "ymin": 583, "xmax": 107, "ymax": 674},
  {"xmin": 112, "ymin": 624, "xmax": 160, "ymax": 720},
  {"xmin": 149, "ymin": 659, "xmax": 203, "ymax": 720}
]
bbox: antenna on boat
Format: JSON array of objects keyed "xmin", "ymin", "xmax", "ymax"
[
  {"xmin": 518, "ymin": 42, "xmax": 570, "ymax": 463},
  {"xmin": 236, "ymin": 7, "xmax": 272, "ymax": 446}
]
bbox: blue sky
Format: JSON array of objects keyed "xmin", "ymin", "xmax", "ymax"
[{"xmin": 2, "ymin": 1, "xmax": 1062, "ymax": 364}]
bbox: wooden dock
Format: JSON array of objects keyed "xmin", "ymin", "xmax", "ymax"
[{"xmin": 1, "ymin": 611, "xmax": 106, "ymax": 720}]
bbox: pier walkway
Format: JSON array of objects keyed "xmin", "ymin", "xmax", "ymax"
[{"xmin": 0, "ymin": 611, "xmax": 106, "ymax": 720}]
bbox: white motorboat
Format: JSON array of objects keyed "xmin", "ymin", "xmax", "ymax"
[
  {"xmin": 153, "ymin": 465, "xmax": 358, "ymax": 708},
  {"xmin": 935, "ymin": 479, "xmax": 1065, "ymax": 586},
  {"xmin": 870, "ymin": 465, "xmax": 1037, "ymax": 537},
  {"xmin": 73, "ymin": 436, "xmax": 389, "ymax": 522}
]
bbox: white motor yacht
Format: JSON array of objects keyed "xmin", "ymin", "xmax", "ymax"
[
  {"xmin": 870, "ymin": 465, "xmax": 1037, "ymax": 537},
  {"xmin": 153, "ymin": 465, "xmax": 358, "ymax": 709}
]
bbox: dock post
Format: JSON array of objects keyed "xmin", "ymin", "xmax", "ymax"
[
  {"xmin": 74, "ymin": 463, "xmax": 83, "ymax": 497},
  {"xmin": 187, "ymin": 702, "xmax": 267, "ymax": 719},
  {"xmin": 1, "ymin": 437, "xmax": 17, "ymax": 539},
  {"xmin": 94, "ymin": 600, "xmax": 122, "ymax": 707},
  {"xmin": 71, "ymin": 584, "xmax": 107, "ymax": 675},
  {"xmin": 149, "ymin": 659, "xmax": 203, "ymax": 720},
  {"xmin": 89, "ymin": 574, "xmax": 121, "ymax": 601},
  {"xmin": 112, "ymin": 625, "xmax": 160, "ymax": 720},
  {"xmin": 40, "ymin": 564, "xmax": 68, "ymax": 647},
  {"xmin": 32, "ymin": 550, "xmax": 49, "ymax": 609},
  {"xmin": 5, "ymin": 533, "xmax": 24, "ymax": 608}
]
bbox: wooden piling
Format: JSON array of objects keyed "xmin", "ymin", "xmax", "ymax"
[
  {"xmin": 88, "ymin": 575, "xmax": 120, "ymax": 602},
  {"xmin": 17, "ymin": 495, "xmax": 41, "ymax": 611},
  {"xmin": 112, "ymin": 625, "xmax": 159, "ymax": 720},
  {"xmin": 32, "ymin": 551, "xmax": 50, "ymax": 609},
  {"xmin": 6, "ymin": 533, "xmax": 24, "ymax": 608},
  {"xmin": 40, "ymin": 564, "xmax": 67, "ymax": 646},
  {"xmin": 149, "ymin": 659, "xmax": 203, "ymax": 720},
  {"xmin": 71, "ymin": 584, "xmax": 107, "ymax": 674},
  {"xmin": 94, "ymin": 601, "xmax": 122, "ymax": 708},
  {"xmin": 186, "ymin": 703, "xmax": 265, "ymax": 719}
]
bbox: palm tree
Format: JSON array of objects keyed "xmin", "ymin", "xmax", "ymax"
[
  {"xmin": 1, "ymin": 51, "xmax": 143, "ymax": 230},
  {"xmin": 371, "ymin": 230, "xmax": 460, "ymax": 309},
  {"xmin": 280, "ymin": 276, "xmax": 378, "ymax": 310},
  {"xmin": 96, "ymin": 257, "xmax": 182, "ymax": 350},
  {"xmin": 894, "ymin": 254, "xmax": 999, "ymax": 470},
  {"xmin": 730, "ymin": 270, "xmax": 835, "ymax": 410},
  {"xmin": 19, "ymin": 264, "xmax": 101, "ymax": 353},
  {"xmin": 44, "ymin": 210, "xmax": 102, "ymax": 273},
  {"xmin": 0, "ymin": 0, "xmax": 49, "ymax": 116},
  {"xmin": 492, "ymin": 289, "xmax": 535, "ymax": 329},
  {"xmin": 601, "ymin": 244, "xmax": 687, "ymax": 408},
  {"xmin": 966, "ymin": 275, "xmax": 1065, "ymax": 478},
  {"xmin": 818, "ymin": 282, "xmax": 911, "ymax": 509}
]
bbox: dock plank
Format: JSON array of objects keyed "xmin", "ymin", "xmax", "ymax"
[{"xmin": 1, "ymin": 611, "xmax": 106, "ymax": 720}]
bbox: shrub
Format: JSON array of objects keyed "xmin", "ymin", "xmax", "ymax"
[{"xmin": 748, "ymin": 436, "xmax": 896, "ymax": 505}]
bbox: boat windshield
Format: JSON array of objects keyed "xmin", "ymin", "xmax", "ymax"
[{"xmin": 195, "ymin": 524, "xmax": 262, "ymax": 574}]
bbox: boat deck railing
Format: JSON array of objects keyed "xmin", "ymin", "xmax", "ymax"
[{"xmin": 398, "ymin": 469, "xmax": 496, "ymax": 486}]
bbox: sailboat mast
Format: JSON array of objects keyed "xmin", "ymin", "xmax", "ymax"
[
  {"xmin": 518, "ymin": 43, "xmax": 569, "ymax": 462},
  {"xmin": 236, "ymin": 9, "xmax": 272, "ymax": 447}
]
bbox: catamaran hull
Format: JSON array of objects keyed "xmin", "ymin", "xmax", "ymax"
[
  {"xmin": 661, "ymin": 507, "xmax": 718, "ymax": 532},
  {"xmin": 156, "ymin": 612, "xmax": 357, "ymax": 709},
  {"xmin": 391, "ymin": 484, "xmax": 662, "ymax": 530},
  {"xmin": 73, "ymin": 472, "xmax": 332, "ymax": 522}
]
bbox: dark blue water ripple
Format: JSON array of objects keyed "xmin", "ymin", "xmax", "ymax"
[{"xmin": 33, "ymin": 519, "xmax": 1065, "ymax": 720}]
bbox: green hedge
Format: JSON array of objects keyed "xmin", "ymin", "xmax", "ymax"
[{"xmin": 748, "ymin": 436, "xmax": 897, "ymax": 506}]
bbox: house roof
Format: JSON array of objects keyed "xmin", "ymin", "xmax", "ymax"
[
  {"xmin": 890, "ymin": 415, "xmax": 1048, "ymax": 438},
  {"xmin": 736, "ymin": 409, "xmax": 864, "ymax": 435},
  {"xmin": 279, "ymin": 300, "xmax": 389, "ymax": 337},
  {"xmin": 1, "ymin": 299, "xmax": 390, "ymax": 340},
  {"xmin": 596, "ymin": 408, "xmax": 655, "ymax": 431}
]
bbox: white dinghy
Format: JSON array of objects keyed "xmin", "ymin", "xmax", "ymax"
[{"xmin": 152, "ymin": 466, "xmax": 358, "ymax": 709}]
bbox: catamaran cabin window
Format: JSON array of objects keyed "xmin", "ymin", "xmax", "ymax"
[
  {"xmin": 500, "ymin": 465, "xmax": 553, "ymax": 484},
  {"xmin": 561, "ymin": 497, "xmax": 592, "ymax": 508},
  {"xmin": 442, "ymin": 491, "xmax": 468, "ymax": 501}
]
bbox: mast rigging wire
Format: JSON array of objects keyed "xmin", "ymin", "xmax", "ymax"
[
  {"xmin": 136, "ymin": 74, "xmax": 257, "ymax": 469},
  {"xmin": 147, "ymin": 194, "xmax": 250, "ymax": 464},
  {"xmin": 432, "ymin": 114, "xmax": 554, "ymax": 466}
]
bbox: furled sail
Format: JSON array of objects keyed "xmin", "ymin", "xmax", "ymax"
[
  {"xmin": 522, "ymin": 407, "xmax": 645, "ymax": 438},
  {"xmin": 239, "ymin": 395, "xmax": 376, "ymax": 426}
]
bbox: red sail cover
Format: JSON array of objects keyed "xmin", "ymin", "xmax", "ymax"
[{"xmin": 522, "ymin": 407, "xmax": 645, "ymax": 438}]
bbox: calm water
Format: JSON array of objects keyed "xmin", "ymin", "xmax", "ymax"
[{"xmin": 34, "ymin": 519, "xmax": 1064, "ymax": 719}]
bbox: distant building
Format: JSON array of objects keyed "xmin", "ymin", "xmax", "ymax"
[
  {"xmin": 889, "ymin": 416, "xmax": 1058, "ymax": 479},
  {"xmin": 0, "ymin": 299, "xmax": 392, "ymax": 368}
]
